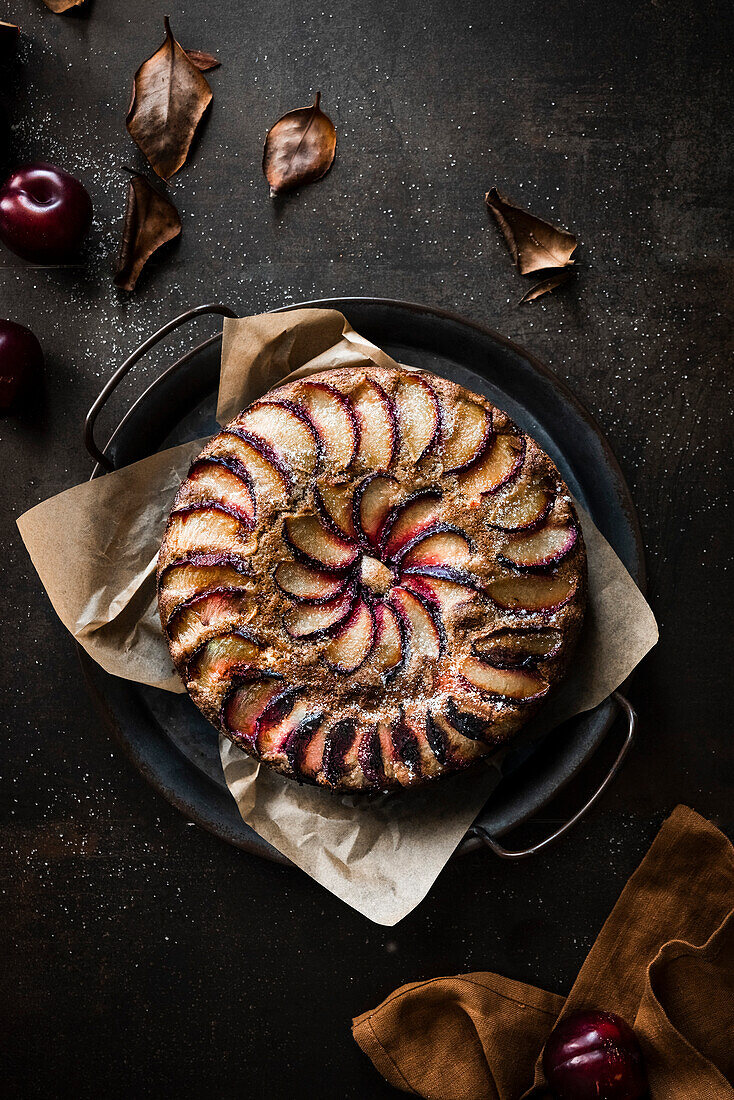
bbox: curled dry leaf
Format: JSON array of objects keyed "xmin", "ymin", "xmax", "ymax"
[
  {"xmin": 184, "ymin": 48, "xmax": 221, "ymax": 72},
  {"xmin": 41, "ymin": 0, "xmax": 86, "ymax": 11},
  {"xmin": 114, "ymin": 173, "xmax": 181, "ymax": 292},
  {"xmin": 519, "ymin": 268, "xmax": 574, "ymax": 304},
  {"xmin": 126, "ymin": 17, "xmax": 213, "ymax": 180},
  {"xmin": 263, "ymin": 92, "xmax": 336, "ymax": 197},
  {"xmin": 485, "ymin": 188, "xmax": 577, "ymax": 275}
]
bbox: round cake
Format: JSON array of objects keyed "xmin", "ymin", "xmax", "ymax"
[{"xmin": 157, "ymin": 365, "xmax": 587, "ymax": 793}]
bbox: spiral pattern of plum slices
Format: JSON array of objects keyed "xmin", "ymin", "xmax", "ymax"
[{"xmin": 158, "ymin": 368, "xmax": 586, "ymax": 792}]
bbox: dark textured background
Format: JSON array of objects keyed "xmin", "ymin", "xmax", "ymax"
[{"xmin": 1, "ymin": 1, "xmax": 732, "ymax": 1097}]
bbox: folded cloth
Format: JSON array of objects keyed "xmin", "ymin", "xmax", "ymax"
[{"xmin": 352, "ymin": 806, "xmax": 734, "ymax": 1099}]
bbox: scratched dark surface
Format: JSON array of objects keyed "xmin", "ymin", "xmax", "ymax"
[{"xmin": 1, "ymin": 1, "xmax": 732, "ymax": 1097}]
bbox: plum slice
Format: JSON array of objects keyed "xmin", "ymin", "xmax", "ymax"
[
  {"xmin": 321, "ymin": 718, "xmax": 358, "ymax": 785},
  {"xmin": 426, "ymin": 710, "xmax": 493, "ymax": 769},
  {"xmin": 211, "ymin": 430, "xmax": 291, "ymax": 503},
  {"xmin": 315, "ymin": 482, "xmax": 358, "ymax": 540},
  {"xmin": 355, "ymin": 474, "xmax": 402, "ymax": 547},
  {"xmin": 458, "ymin": 434, "xmax": 525, "ymax": 501},
  {"xmin": 166, "ymin": 505, "xmax": 256, "ymax": 557},
  {"xmin": 222, "ymin": 672, "xmax": 287, "ymax": 749},
  {"xmin": 486, "ymin": 574, "xmax": 577, "ymax": 612},
  {"xmin": 473, "ymin": 627, "xmax": 562, "ymax": 667},
  {"xmin": 257, "ymin": 692, "xmax": 323, "ymax": 762},
  {"xmin": 394, "ymin": 373, "xmax": 440, "ymax": 461},
  {"xmin": 381, "ymin": 490, "xmax": 443, "ymax": 560},
  {"xmin": 458, "ymin": 656, "xmax": 548, "ymax": 701},
  {"xmin": 440, "ymin": 398, "xmax": 492, "ymax": 474},
  {"xmin": 486, "ymin": 481, "xmax": 553, "ymax": 531},
  {"xmin": 298, "ymin": 722, "xmax": 329, "ymax": 781},
  {"xmin": 352, "ymin": 377, "xmax": 397, "ymax": 470},
  {"xmin": 372, "ymin": 600, "xmax": 406, "ymax": 677},
  {"xmin": 389, "ymin": 710, "xmax": 445, "ymax": 783},
  {"xmin": 275, "ymin": 560, "xmax": 349, "ymax": 603},
  {"xmin": 186, "ymin": 629, "xmax": 261, "ymax": 693},
  {"xmin": 181, "ymin": 457, "xmax": 256, "ymax": 525},
  {"xmin": 401, "ymin": 527, "xmax": 473, "ymax": 569},
  {"xmin": 239, "ymin": 400, "xmax": 320, "ymax": 476},
  {"xmin": 401, "ymin": 573, "xmax": 477, "ymax": 617},
  {"xmin": 358, "ymin": 725, "xmax": 387, "ymax": 787},
  {"xmin": 159, "ymin": 552, "xmax": 252, "ymax": 605},
  {"xmin": 390, "ymin": 585, "xmax": 444, "ymax": 659},
  {"xmin": 284, "ymin": 585, "xmax": 355, "ymax": 639},
  {"xmin": 296, "ymin": 381, "xmax": 359, "ymax": 471},
  {"xmin": 499, "ymin": 522, "xmax": 578, "ymax": 570},
  {"xmin": 166, "ymin": 589, "xmax": 253, "ymax": 652},
  {"xmin": 324, "ymin": 599, "xmax": 376, "ymax": 673},
  {"xmin": 284, "ymin": 514, "xmax": 359, "ymax": 571}
]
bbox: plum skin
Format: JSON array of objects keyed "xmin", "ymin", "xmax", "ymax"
[
  {"xmin": 0, "ymin": 318, "xmax": 43, "ymax": 409},
  {"xmin": 542, "ymin": 1009, "xmax": 647, "ymax": 1100},
  {"xmin": 0, "ymin": 163, "xmax": 92, "ymax": 263}
]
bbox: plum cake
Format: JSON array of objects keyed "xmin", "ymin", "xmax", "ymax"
[{"xmin": 157, "ymin": 366, "xmax": 587, "ymax": 793}]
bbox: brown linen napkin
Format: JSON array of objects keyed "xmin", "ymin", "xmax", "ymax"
[{"xmin": 352, "ymin": 805, "xmax": 734, "ymax": 1099}]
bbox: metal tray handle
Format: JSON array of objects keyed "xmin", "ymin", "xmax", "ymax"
[
  {"xmin": 471, "ymin": 691, "xmax": 637, "ymax": 859},
  {"xmin": 84, "ymin": 303, "xmax": 237, "ymax": 472}
]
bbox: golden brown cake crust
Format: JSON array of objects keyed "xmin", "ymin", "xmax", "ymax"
[{"xmin": 157, "ymin": 365, "xmax": 587, "ymax": 793}]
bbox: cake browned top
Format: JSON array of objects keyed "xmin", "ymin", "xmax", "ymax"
[{"xmin": 157, "ymin": 365, "xmax": 587, "ymax": 793}]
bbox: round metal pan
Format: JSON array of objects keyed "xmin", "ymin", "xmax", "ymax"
[{"xmin": 79, "ymin": 297, "xmax": 645, "ymax": 864}]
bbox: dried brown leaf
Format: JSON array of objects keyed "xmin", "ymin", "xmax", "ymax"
[
  {"xmin": 184, "ymin": 48, "xmax": 220, "ymax": 72},
  {"xmin": 126, "ymin": 17, "xmax": 213, "ymax": 180},
  {"xmin": 114, "ymin": 173, "xmax": 181, "ymax": 292},
  {"xmin": 263, "ymin": 92, "xmax": 336, "ymax": 197},
  {"xmin": 41, "ymin": 0, "xmax": 85, "ymax": 11},
  {"xmin": 518, "ymin": 268, "xmax": 575, "ymax": 304},
  {"xmin": 485, "ymin": 188, "xmax": 577, "ymax": 275}
]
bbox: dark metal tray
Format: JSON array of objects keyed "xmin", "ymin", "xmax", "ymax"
[{"xmin": 80, "ymin": 297, "xmax": 643, "ymax": 864}]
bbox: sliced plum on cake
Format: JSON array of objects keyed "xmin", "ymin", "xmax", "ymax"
[
  {"xmin": 238, "ymin": 400, "xmax": 320, "ymax": 476},
  {"xmin": 486, "ymin": 573, "xmax": 578, "ymax": 613},
  {"xmin": 158, "ymin": 552, "xmax": 253, "ymax": 619},
  {"xmin": 351, "ymin": 377, "xmax": 398, "ymax": 470},
  {"xmin": 458, "ymin": 434, "xmax": 525, "ymax": 501},
  {"xmin": 473, "ymin": 627, "xmax": 562, "ymax": 668},
  {"xmin": 390, "ymin": 585, "xmax": 445, "ymax": 659},
  {"xmin": 425, "ymin": 709, "xmax": 493, "ymax": 769},
  {"xmin": 498, "ymin": 519, "xmax": 578, "ymax": 570},
  {"xmin": 222, "ymin": 671, "xmax": 289, "ymax": 750},
  {"xmin": 274, "ymin": 560, "xmax": 351, "ymax": 603},
  {"xmin": 186, "ymin": 629, "xmax": 262, "ymax": 696},
  {"xmin": 294, "ymin": 381, "xmax": 359, "ymax": 472},
  {"xmin": 165, "ymin": 503, "xmax": 256, "ymax": 558},
  {"xmin": 284, "ymin": 514, "xmax": 359, "ymax": 571},
  {"xmin": 485, "ymin": 479, "xmax": 553, "ymax": 531},
  {"xmin": 381, "ymin": 489, "xmax": 444, "ymax": 560},
  {"xmin": 324, "ymin": 598, "xmax": 376, "ymax": 673},
  {"xmin": 400, "ymin": 573, "xmax": 477, "ymax": 619},
  {"xmin": 319, "ymin": 717, "xmax": 360, "ymax": 786},
  {"xmin": 458, "ymin": 655, "xmax": 548, "ymax": 702},
  {"xmin": 371, "ymin": 600, "xmax": 406, "ymax": 678},
  {"xmin": 177, "ymin": 456, "xmax": 256, "ymax": 526},
  {"xmin": 354, "ymin": 474, "xmax": 402, "ymax": 548},
  {"xmin": 256, "ymin": 690, "xmax": 324, "ymax": 773},
  {"xmin": 207, "ymin": 430, "xmax": 291, "ymax": 508},
  {"xmin": 284, "ymin": 584, "xmax": 355, "ymax": 639},
  {"xmin": 393, "ymin": 373, "xmax": 441, "ymax": 461},
  {"xmin": 315, "ymin": 482, "xmax": 358, "ymax": 540},
  {"xmin": 399, "ymin": 526, "xmax": 480, "ymax": 589},
  {"xmin": 440, "ymin": 397, "xmax": 493, "ymax": 474},
  {"xmin": 166, "ymin": 590, "xmax": 254, "ymax": 661}
]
